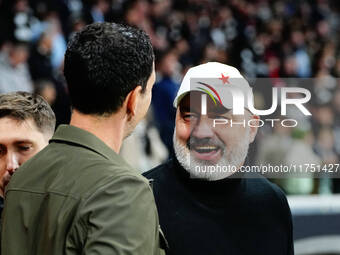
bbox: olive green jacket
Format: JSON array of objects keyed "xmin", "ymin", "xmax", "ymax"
[{"xmin": 1, "ymin": 125, "xmax": 166, "ymax": 255}]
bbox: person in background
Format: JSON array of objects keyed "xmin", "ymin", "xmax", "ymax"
[
  {"xmin": 152, "ymin": 49, "xmax": 180, "ymax": 157},
  {"xmin": 34, "ymin": 79, "xmax": 57, "ymax": 106},
  {"xmin": 0, "ymin": 41, "xmax": 32, "ymax": 93},
  {"xmin": 0, "ymin": 91, "xmax": 56, "ymax": 214}
]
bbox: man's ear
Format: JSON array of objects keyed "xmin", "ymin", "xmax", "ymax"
[
  {"xmin": 249, "ymin": 114, "xmax": 259, "ymax": 143},
  {"xmin": 125, "ymin": 85, "xmax": 143, "ymax": 118}
]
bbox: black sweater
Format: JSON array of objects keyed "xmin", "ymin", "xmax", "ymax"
[{"xmin": 143, "ymin": 158, "xmax": 294, "ymax": 255}]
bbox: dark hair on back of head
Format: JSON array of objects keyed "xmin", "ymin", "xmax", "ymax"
[{"xmin": 64, "ymin": 22, "xmax": 154, "ymax": 115}]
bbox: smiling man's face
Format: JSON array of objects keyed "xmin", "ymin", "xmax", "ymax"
[{"xmin": 174, "ymin": 92, "xmax": 258, "ymax": 180}]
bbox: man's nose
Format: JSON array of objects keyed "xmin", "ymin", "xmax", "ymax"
[
  {"xmin": 192, "ymin": 118, "xmax": 214, "ymax": 139},
  {"xmin": 5, "ymin": 153, "xmax": 19, "ymax": 174}
]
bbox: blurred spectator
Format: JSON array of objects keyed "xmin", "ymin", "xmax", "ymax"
[
  {"xmin": 291, "ymin": 30, "xmax": 311, "ymax": 78},
  {"xmin": 124, "ymin": 0, "xmax": 168, "ymax": 51},
  {"xmin": 42, "ymin": 13, "xmax": 67, "ymax": 71},
  {"xmin": 283, "ymin": 130, "xmax": 321, "ymax": 195},
  {"xmin": 257, "ymin": 117, "xmax": 294, "ymax": 167},
  {"xmin": 314, "ymin": 127, "xmax": 338, "ymax": 194},
  {"xmin": 34, "ymin": 79, "xmax": 57, "ymax": 105},
  {"xmin": 0, "ymin": 41, "xmax": 32, "ymax": 93},
  {"xmin": 314, "ymin": 127, "xmax": 338, "ymax": 166},
  {"xmin": 152, "ymin": 49, "xmax": 180, "ymax": 157},
  {"xmin": 312, "ymin": 104, "xmax": 334, "ymax": 134},
  {"xmin": 1, "ymin": 0, "xmax": 41, "ymax": 43},
  {"xmin": 83, "ymin": 0, "xmax": 111, "ymax": 24},
  {"xmin": 28, "ymin": 32, "xmax": 53, "ymax": 80},
  {"xmin": 333, "ymin": 89, "xmax": 340, "ymax": 156},
  {"xmin": 68, "ymin": 16, "xmax": 87, "ymax": 40}
]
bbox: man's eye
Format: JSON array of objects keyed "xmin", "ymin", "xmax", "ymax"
[
  {"xmin": 183, "ymin": 114, "xmax": 197, "ymax": 121},
  {"xmin": 18, "ymin": 146, "xmax": 32, "ymax": 152},
  {"xmin": 209, "ymin": 114, "xmax": 229, "ymax": 120},
  {"xmin": 0, "ymin": 146, "xmax": 5, "ymax": 156}
]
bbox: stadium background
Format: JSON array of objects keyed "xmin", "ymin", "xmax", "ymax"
[{"xmin": 0, "ymin": 0, "xmax": 340, "ymax": 254}]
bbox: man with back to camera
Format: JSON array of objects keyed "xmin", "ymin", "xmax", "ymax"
[
  {"xmin": 144, "ymin": 62, "xmax": 294, "ymax": 255},
  {"xmin": 1, "ymin": 22, "xmax": 166, "ymax": 255},
  {"xmin": 0, "ymin": 91, "xmax": 56, "ymax": 215}
]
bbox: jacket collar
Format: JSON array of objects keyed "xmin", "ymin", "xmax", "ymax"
[{"xmin": 50, "ymin": 125, "xmax": 120, "ymax": 162}]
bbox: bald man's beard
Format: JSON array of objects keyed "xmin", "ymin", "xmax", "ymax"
[{"xmin": 173, "ymin": 129, "xmax": 250, "ymax": 181}]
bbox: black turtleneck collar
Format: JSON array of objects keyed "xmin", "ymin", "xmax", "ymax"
[{"xmin": 168, "ymin": 157, "xmax": 245, "ymax": 207}]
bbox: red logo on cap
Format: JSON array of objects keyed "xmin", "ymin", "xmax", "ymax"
[{"xmin": 219, "ymin": 73, "xmax": 229, "ymax": 84}]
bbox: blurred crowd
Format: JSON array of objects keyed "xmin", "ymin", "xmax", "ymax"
[{"xmin": 0, "ymin": 0, "xmax": 339, "ymax": 194}]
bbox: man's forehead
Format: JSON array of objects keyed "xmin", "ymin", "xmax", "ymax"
[
  {"xmin": 0, "ymin": 127, "xmax": 36, "ymax": 146},
  {"xmin": 0, "ymin": 117, "xmax": 41, "ymax": 140},
  {"xmin": 0, "ymin": 117, "xmax": 36, "ymax": 129}
]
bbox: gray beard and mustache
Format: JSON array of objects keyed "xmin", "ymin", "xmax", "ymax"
[{"xmin": 173, "ymin": 129, "xmax": 250, "ymax": 181}]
